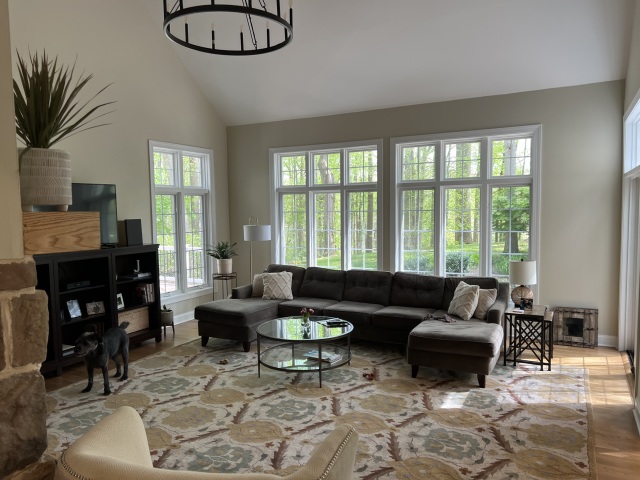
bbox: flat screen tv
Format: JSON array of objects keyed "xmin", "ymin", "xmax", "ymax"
[{"xmin": 70, "ymin": 183, "xmax": 119, "ymax": 246}]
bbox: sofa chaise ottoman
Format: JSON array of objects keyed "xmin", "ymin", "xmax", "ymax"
[{"xmin": 407, "ymin": 321, "xmax": 504, "ymax": 388}]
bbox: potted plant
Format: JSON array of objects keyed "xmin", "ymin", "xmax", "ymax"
[
  {"xmin": 14, "ymin": 50, "xmax": 114, "ymax": 211},
  {"xmin": 160, "ymin": 305, "xmax": 174, "ymax": 336},
  {"xmin": 205, "ymin": 241, "xmax": 238, "ymax": 274}
]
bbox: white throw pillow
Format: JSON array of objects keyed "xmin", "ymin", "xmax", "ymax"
[
  {"xmin": 262, "ymin": 271, "xmax": 293, "ymax": 300},
  {"xmin": 473, "ymin": 288, "xmax": 498, "ymax": 320},
  {"xmin": 448, "ymin": 281, "xmax": 480, "ymax": 321},
  {"xmin": 251, "ymin": 274, "xmax": 264, "ymax": 298}
]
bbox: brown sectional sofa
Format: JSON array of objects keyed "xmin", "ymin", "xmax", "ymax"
[{"xmin": 195, "ymin": 264, "xmax": 509, "ymax": 350}]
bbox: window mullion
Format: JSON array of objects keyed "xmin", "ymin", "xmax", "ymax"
[{"xmin": 480, "ymin": 138, "xmax": 490, "ymax": 276}]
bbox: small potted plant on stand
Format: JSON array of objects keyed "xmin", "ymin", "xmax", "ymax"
[
  {"xmin": 205, "ymin": 241, "xmax": 238, "ymax": 274},
  {"xmin": 160, "ymin": 304, "xmax": 174, "ymax": 336}
]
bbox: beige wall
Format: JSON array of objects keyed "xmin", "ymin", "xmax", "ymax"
[
  {"xmin": 626, "ymin": 0, "xmax": 640, "ymax": 109},
  {"xmin": 7, "ymin": 0, "xmax": 230, "ymax": 315},
  {"xmin": 0, "ymin": 0, "xmax": 22, "ymax": 260},
  {"xmin": 228, "ymin": 81, "xmax": 623, "ymax": 343}
]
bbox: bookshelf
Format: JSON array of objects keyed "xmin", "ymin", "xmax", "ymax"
[{"xmin": 35, "ymin": 245, "xmax": 161, "ymax": 376}]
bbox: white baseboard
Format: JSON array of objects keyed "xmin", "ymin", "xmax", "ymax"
[
  {"xmin": 598, "ymin": 334, "xmax": 618, "ymax": 348},
  {"xmin": 174, "ymin": 311, "xmax": 194, "ymax": 325},
  {"xmin": 633, "ymin": 402, "xmax": 640, "ymax": 435}
]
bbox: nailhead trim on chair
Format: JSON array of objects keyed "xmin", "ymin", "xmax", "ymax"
[
  {"xmin": 318, "ymin": 425, "xmax": 356, "ymax": 480},
  {"xmin": 58, "ymin": 426, "xmax": 357, "ymax": 480},
  {"xmin": 60, "ymin": 450, "xmax": 92, "ymax": 480}
]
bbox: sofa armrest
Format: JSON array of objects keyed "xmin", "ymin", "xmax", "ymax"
[
  {"xmin": 57, "ymin": 406, "xmax": 153, "ymax": 480},
  {"xmin": 286, "ymin": 424, "xmax": 359, "ymax": 480},
  {"xmin": 486, "ymin": 282, "xmax": 509, "ymax": 325},
  {"xmin": 232, "ymin": 284, "xmax": 253, "ymax": 299}
]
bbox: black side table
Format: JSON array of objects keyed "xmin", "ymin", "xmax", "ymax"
[
  {"xmin": 503, "ymin": 305, "xmax": 553, "ymax": 371},
  {"xmin": 212, "ymin": 272, "xmax": 237, "ymax": 300}
]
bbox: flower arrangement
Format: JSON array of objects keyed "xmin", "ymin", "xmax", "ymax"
[{"xmin": 300, "ymin": 307, "xmax": 314, "ymax": 323}]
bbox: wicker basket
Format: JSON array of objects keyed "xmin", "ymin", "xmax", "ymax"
[{"xmin": 118, "ymin": 307, "xmax": 149, "ymax": 333}]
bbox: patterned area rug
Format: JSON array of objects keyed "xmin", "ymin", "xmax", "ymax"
[{"xmin": 46, "ymin": 339, "xmax": 596, "ymax": 479}]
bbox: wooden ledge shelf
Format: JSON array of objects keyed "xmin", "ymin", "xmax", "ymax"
[{"xmin": 23, "ymin": 211, "xmax": 100, "ymax": 255}]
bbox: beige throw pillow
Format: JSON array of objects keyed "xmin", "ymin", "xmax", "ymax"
[
  {"xmin": 251, "ymin": 274, "xmax": 265, "ymax": 298},
  {"xmin": 473, "ymin": 288, "xmax": 498, "ymax": 320},
  {"xmin": 448, "ymin": 281, "xmax": 480, "ymax": 321},
  {"xmin": 262, "ymin": 271, "xmax": 293, "ymax": 300}
]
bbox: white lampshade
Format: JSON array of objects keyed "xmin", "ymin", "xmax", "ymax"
[
  {"xmin": 509, "ymin": 260, "xmax": 537, "ymax": 286},
  {"xmin": 243, "ymin": 224, "xmax": 271, "ymax": 242}
]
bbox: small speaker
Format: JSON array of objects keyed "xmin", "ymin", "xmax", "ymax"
[{"xmin": 120, "ymin": 219, "xmax": 143, "ymax": 246}]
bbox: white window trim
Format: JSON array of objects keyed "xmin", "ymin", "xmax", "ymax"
[
  {"xmin": 390, "ymin": 125, "xmax": 541, "ymax": 296},
  {"xmin": 269, "ymin": 139, "xmax": 384, "ymax": 269},
  {"xmin": 148, "ymin": 140, "xmax": 215, "ymax": 303}
]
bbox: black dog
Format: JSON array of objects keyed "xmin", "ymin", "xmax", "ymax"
[{"xmin": 74, "ymin": 322, "xmax": 130, "ymax": 395}]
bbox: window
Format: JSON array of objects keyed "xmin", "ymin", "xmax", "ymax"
[
  {"xmin": 271, "ymin": 140, "xmax": 383, "ymax": 270},
  {"xmin": 392, "ymin": 126, "xmax": 540, "ymax": 281},
  {"xmin": 149, "ymin": 141, "xmax": 212, "ymax": 299}
]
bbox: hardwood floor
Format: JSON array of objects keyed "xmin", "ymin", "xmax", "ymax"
[
  {"xmin": 45, "ymin": 321, "xmax": 640, "ymax": 479},
  {"xmin": 43, "ymin": 321, "xmax": 200, "ymax": 391}
]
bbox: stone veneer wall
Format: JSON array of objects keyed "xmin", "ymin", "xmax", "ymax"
[{"xmin": 0, "ymin": 258, "xmax": 52, "ymax": 478}]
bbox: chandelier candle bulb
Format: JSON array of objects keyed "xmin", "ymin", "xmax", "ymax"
[
  {"xmin": 289, "ymin": 0, "xmax": 293, "ymax": 26},
  {"xmin": 267, "ymin": 21, "xmax": 270, "ymax": 47},
  {"xmin": 185, "ymin": 17, "xmax": 189, "ymax": 42}
]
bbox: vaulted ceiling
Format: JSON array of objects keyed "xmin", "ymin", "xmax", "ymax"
[{"xmin": 145, "ymin": 0, "xmax": 635, "ymax": 126}]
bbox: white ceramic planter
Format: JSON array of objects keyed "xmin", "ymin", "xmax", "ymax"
[
  {"xmin": 216, "ymin": 259, "xmax": 233, "ymax": 274},
  {"xmin": 20, "ymin": 147, "xmax": 72, "ymax": 211}
]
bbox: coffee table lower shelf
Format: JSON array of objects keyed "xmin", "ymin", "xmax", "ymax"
[{"xmin": 258, "ymin": 342, "xmax": 351, "ymax": 387}]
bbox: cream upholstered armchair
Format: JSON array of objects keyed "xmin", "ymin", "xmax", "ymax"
[{"xmin": 55, "ymin": 406, "xmax": 358, "ymax": 480}]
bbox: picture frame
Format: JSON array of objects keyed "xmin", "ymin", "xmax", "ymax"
[
  {"xmin": 86, "ymin": 301, "xmax": 105, "ymax": 316},
  {"xmin": 116, "ymin": 293, "xmax": 125, "ymax": 310},
  {"xmin": 66, "ymin": 299, "xmax": 82, "ymax": 319}
]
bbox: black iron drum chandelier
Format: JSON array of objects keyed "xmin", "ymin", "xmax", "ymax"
[{"xmin": 163, "ymin": 0, "xmax": 293, "ymax": 56}]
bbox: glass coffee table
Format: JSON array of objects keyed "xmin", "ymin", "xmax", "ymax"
[{"xmin": 256, "ymin": 316, "xmax": 353, "ymax": 387}]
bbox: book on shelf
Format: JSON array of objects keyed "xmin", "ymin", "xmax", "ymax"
[
  {"xmin": 303, "ymin": 350, "xmax": 342, "ymax": 365},
  {"xmin": 61, "ymin": 344, "xmax": 75, "ymax": 356},
  {"xmin": 135, "ymin": 282, "xmax": 155, "ymax": 303}
]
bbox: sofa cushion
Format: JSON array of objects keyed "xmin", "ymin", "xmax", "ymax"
[
  {"xmin": 390, "ymin": 272, "xmax": 445, "ymax": 308},
  {"xmin": 299, "ymin": 267, "xmax": 346, "ymax": 301},
  {"xmin": 342, "ymin": 270, "xmax": 393, "ymax": 306},
  {"xmin": 408, "ymin": 321, "xmax": 503, "ymax": 358},
  {"xmin": 262, "ymin": 271, "xmax": 293, "ymax": 300},
  {"xmin": 372, "ymin": 305, "xmax": 437, "ymax": 330},
  {"xmin": 442, "ymin": 276, "xmax": 500, "ymax": 310},
  {"xmin": 195, "ymin": 299, "xmax": 281, "ymax": 327},
  {"xmin": 447, "ymin": 281, "xmax": 480, "ymax": 321},
  {"xmin": 278, "ymin": 297, "xmax": 341, "ymax": 317},
  {"xmin": 324, "ymin": 301, "xmax": 385, "ymax": 326},
  {"xmin": 266, "ymin": 264, "xmax": 306, "ymax": 297},
  {"xmin": 474, "ymin": 288, "xmax": 498, "ymax": 320}
]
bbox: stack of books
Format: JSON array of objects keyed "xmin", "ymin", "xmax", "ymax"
[
  {"xmin": 303, "ymin": 350, "xmax": 343, "ymax": 365},
  {"xmin": 135, "ymin": 283, "xmax": 155, "ymax": 303},
  {"xmin": 121, "ymin": 272, "xmax": 152, "ymax": 280}
]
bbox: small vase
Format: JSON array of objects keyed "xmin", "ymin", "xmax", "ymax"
[{"xmin": 302, "ymin": 320, "xmax": 311, "ymax": 338}]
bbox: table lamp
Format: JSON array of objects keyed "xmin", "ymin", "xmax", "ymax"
[
  {"xmin": 509, "ymin": 259, "xmax": 537, "ymax": 309},
  {"xmin": 243, "ymin": 217, "xmax": 271, "ymax": 280}
]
